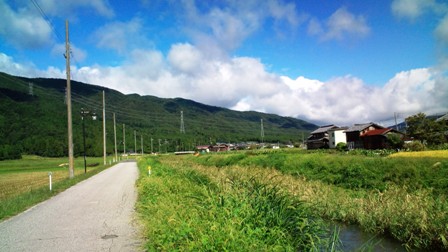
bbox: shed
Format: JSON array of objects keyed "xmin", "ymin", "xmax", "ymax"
[{"xmin": 361, "ymin": 128, "xmax": 404, "ymax": 149}]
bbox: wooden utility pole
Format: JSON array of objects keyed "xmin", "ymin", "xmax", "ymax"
[
  {"xmin": 103, "ymin": 91, "xmax": 106, "ymax": 165},
  {"xmin": 394, "ymin": 112, "xmax": 398, "ymax": 131},
  {"xmin": 113, "ymin": 113, "xmax": 117, "ymax": 162},
  {"xmin": 123, "ymin": 124, "xmax": 126, "ymax": 155},
  {"xmin": 65, "ymin": 20, "xmax": 74, "ymax": 179},
  {"xmin": 151, "ymin": 138, "xmax": 153, "ymax": 154},
  {"xmin": 134, "ymin": 130, "xmax": 137, "ymax": 154},
  {"xmin": 141, "ymin": 135, "xmax": 143, "ymax": 155}
]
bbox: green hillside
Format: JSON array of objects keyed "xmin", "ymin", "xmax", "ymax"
[{"xmin": 0, "ymin": 72, "xmax": 316, "ymax": 158}]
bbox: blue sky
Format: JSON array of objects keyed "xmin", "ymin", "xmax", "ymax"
[{"xmin": 0, "ymin": 0, "xmax": 447, "ymax": 125}]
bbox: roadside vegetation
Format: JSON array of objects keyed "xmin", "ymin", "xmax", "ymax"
[
  {"xmin": 0, "ymin": 155, "xmax": 108, "ymax": 220},
  {"xmin": 136, "ymin": 149, "xmax": 447, "ymax": 250},
  {"xmin": 136, "ymin": 156, "xmax": 339, "ymax": 251}
]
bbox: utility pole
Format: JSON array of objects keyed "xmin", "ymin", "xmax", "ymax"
[
  {"xmin": 141, "ymin": 135, "xmax": 143, "ymax": 155},
  {"xmin": 394, "ymin": 112, "xmax": 398, "ymax": 131},
  {"xmin": 102, "ymin": 91, "xmax": 106, "ymax": 165},
  {"xmin": 151, "ymin": 138, "xmax": 153, "ymax": 154},
  {"xmin": 65, "ymin": 20, "xmax": 74, "ymax": 179},
  {"xmin": 180, "ymin": 111, "xmax": 185, "ymax": 133},
  {"xmin": 123, "ymin": 124, "xmax": 126, "ymax": 155},
  {"xmin": 113, "ymin": 113, "xmax": 117, "ymax": 162},
  {"xmin": 134, "ymin": 130, "xmax": 137, "ymax": 154},
  {"xmin": 260, "ymin": 119, "xmax": 265, "ymax": 144}
]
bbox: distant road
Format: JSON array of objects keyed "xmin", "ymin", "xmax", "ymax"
[{"xmin": 0, "ymin": 161, "xmax": 142, "ymax": 252}]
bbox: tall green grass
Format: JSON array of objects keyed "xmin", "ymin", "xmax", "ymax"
[
  {"xmin": 193, "ymin": 150, "xmax": 448, "ymax": 194},
  {"xmin": 136, "ymin": 156, "xmax": 337, "ymax": 251},
  {"xmin": 186, "ymin": 151, "xmax": 448, "ymax": 250}
]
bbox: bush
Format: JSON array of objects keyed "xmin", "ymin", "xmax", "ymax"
[
  {"xmin": 404, "ymin": 141, "xmax": 425, "ymax": 151},
  {"xmin": 387, "ymin": 133, "xmax": 404, "ymax": 149},
  {"xmin": 335, "ymin": 142, "xmax": 347, "ymax": 151},
  {"xmin": 0, "ymin": 144, "xmax": 22, "ymax": 161}
]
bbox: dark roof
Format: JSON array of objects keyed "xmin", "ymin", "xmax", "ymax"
[
  {"xmin": 196, "ymin": 145, "xmax": 212, "ymax": 149},
  {"xmin": 328, "ymin": 126, "xmax": 348, "ymax": 131},
  {"xmin": 345, "ymin": 123, "xmax": 384, "ymax": 133},
  {"xmin": 306, "ymin": 137, "xmax": 329, "ymax": 143},
  {"xmin": 310, "ymin": 124, "xmax": 338, "ymax": 134}
]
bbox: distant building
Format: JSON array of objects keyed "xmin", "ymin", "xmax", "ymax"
[
  {"xmin": 328, "ymin": 127, "xmax": 348, "ymax": 148},
  {"xmin": 211, "ymin": 144, "xmax": 230, "ymax": 152},
  {"xmin": 345, "ymin": 123, "xmax": 384, "ymax": 149},
  {"xmin": 306, "ymin": 124, "xmax": 338, "ymax": 149},
  {"xmin": 196, "ymin": 145, "xmax": 212, "ymax": 153}
]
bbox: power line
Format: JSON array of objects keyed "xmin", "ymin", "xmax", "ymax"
[
  {"xmin": 30, "ymin": 0, "xmax": 64, "ymax": 43},
  {"xmin": 260, "ymin": 119, "xmax": 265, "ymax": 144},
  {"xmin": 0, "ymin": 74, "xmax": 307, "ymax": 138}
]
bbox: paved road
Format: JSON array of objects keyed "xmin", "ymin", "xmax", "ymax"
[{"xmin": 0, "ymin": 161, "xmax": 142, "ymax": 252}]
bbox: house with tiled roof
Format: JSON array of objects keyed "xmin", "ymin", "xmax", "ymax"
[
  {"xmin": 306, "ymin": 124, "xmax": 338, "ymax": 149},
  {"xmin": 360, "ymin": 128, "xmax": 404, "ymax": 149},
  {"xmin": 344, "ymin": 123, "xmax": 384, "ymax": 149}
]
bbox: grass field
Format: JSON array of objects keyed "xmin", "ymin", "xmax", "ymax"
[
  {"xmin": 135, "ymin": 149, "xmax": 448, "ymax": 251},
  {"xmin": 0, "ymin": 155, "xmax": 112, "ymax": 220}
]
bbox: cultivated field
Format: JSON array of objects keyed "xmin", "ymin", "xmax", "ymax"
[
  {"xmin": 136, "ymin": 149, "xmax": 448, "ymax": 251},
  {"xmin": 0, "ymin": 155, "xmax": 107, "ymax": 220}
]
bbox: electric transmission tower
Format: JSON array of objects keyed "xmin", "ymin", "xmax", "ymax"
[
  {"xmin": 180, "ymin": 110, "xmax": 185, "ymax": 134},
  {"xmin": 29, "ymin": 83, "xmax": 34, "ymax": 96}
]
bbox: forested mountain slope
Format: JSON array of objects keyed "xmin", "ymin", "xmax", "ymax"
[{"xmin": 0, "ymin": 72, "xmax": 316, "ymax": 158}]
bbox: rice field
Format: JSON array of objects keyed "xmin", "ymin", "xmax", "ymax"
[
  {"xmin": 0, "ymin": 155, "xmax": 108, "ymax": 220},
  {"xmin": 389, "ymin": 150, "xmax": 448, "ymax": 158}
]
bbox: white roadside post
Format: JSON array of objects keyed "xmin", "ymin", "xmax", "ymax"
[{"xmin": 48, "ymin": 172, "xmax": 53, "ymax": 191}]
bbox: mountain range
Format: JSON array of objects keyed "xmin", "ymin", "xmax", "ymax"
[{"xmin": 0, "ymin": 72, "xmax": 317, "ymax": 158}]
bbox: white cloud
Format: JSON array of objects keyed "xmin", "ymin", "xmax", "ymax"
[
  {"xmin": 267, "ymin": 0, "xmax": 300, "ymax": 26},
  {"xmin": 1, "ymin": 41, "xmax": 446, "ymax": 126},
  {"xmin": 0, "ymin": 1, "xmax": 52, "ymax": 49},
  {"xmin": 307, "ymin": 7, "xmax": 370, "ymax": 41},
  {"xmin": 0, "ymin": 0, "xmax": 115, "ymax": 49},
  {"xmin": 72, "ymin": 44, "xmax": 448, "ymax": 125},
  {"xmin": 37, "ymin": 0, "xmax": 114, "ymax": 18},
  {"xmin": 92, "ymin": 18, "xmax": 147, "ymax": 54},
  {"xmin": 435, "ymin": 14, "xmax": 448, "ymax": 45},
  {"xmin": 168, "ymin": 43, "xmax": 203, "ymax": 74},
  {"xmin": 391, "ymin": 1, "xmax": 448, "ymax": 68},
  {"xmin": 182, "ymin": 0, "xmax": 302, "ymax": 55},
  {"xmin": 0, "ymin": 53, "xmax": 64, "ymax": 78},
  {"xmin": 391, "ymin": 0, "xmax": 444, "ymax": 20}
]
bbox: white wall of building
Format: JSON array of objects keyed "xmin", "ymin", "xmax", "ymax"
[{"xmin": 329, "ymin": 129, "xmax": 347, "ymax": 148}]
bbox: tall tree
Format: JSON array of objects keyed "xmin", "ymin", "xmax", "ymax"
[{"xmin": 405, "ymin": 113, "xmax": 448, "ymax": 146}]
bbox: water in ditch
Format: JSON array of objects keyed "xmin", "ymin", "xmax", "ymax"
[{"xmin": 337, "ymin": 224, "xmax": 407, "ymax": 251}]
